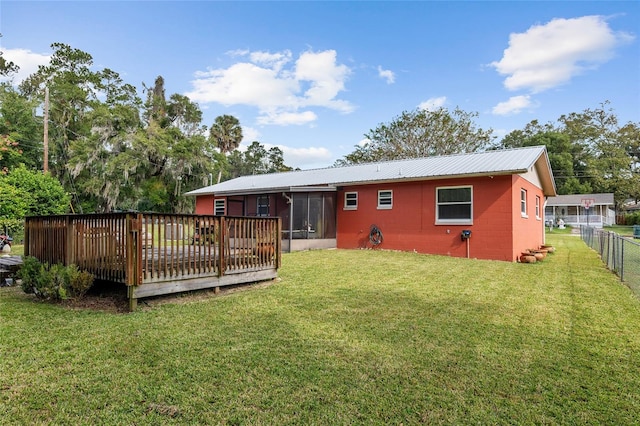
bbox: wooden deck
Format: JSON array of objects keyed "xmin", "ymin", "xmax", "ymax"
[
  {"xmin": 0, "ymin": 255, "xmax": 22, "ymax": 286},
  {"xmin": 24, "ymin": 213, "xmax": 282, "ymax": 310}
]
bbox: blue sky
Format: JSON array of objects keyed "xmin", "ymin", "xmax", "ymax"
[{"xmin": 1, "ymin": 1, "xmax": 638, "ymax": 169}]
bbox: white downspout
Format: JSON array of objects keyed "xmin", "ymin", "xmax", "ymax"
[
  {"xmin": 543, "ymin": 197, "xmax": 548, "ymax": 244},
  {"xmin": 283, "ymin": 192, "xmax": 293, "ymax": 253}
]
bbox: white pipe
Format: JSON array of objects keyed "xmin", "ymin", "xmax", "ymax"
[{"xmin": 282, "ymin": 192, "xmax": 293, "ymax": 253}]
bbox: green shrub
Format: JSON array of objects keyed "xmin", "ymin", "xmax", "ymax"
[
  {"xmin": 19, "ymin": 257, "xmax": 94, "ymax": 301},
  {"xmin": 620, "ymin": 212, "xmax": 640, "ymax": 226},
  {"xmin": 66, "ymin": 264, "xmax": 94, "ymax": 298},
  {"xmin": 48, "ymin": 263, "xmax": 68, "ymax": 300},
  {"xmin": 19, "ymin": 256, "xmax": 46, "ymax": 295}
]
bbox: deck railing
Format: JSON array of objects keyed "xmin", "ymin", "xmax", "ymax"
[{"xmin": 25, "ymin": 213, "xmax": 281, "ymax": 289}]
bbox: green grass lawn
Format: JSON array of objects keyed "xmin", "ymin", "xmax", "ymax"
[
  {"xmin": 1, "ymin": 235, "xmax": 640, "ymax": 424},
  {"xmin": 3, "ymin": 244, "xmax": 23, "ymax": 257},
  {"xmin": 605, "ymin": 224, "xmax": 636, "ymax": 237},
  {"xmin": 545, "ymin": 225, "xmax": 575, "ymax": 235}
]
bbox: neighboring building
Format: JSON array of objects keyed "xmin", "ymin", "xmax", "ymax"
[
  {"xmin": 186, "ymin": 146, "xmax": 556, "ymax": 262},
  {"xmin": 545, "ymin": 193, "xmax": 615, "ymax": 228}
]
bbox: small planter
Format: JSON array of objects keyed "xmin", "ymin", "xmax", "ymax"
[
  {"xmin": 520, "ymin": 254, "xmax": 537, "ymax": 263},
  {"xmin": 529, "ymin": 250, "xmax": 545, "ymax": 261},
  {"xmin": 541, "ymin": 245, "xmax": 555, "ymax": 253}
]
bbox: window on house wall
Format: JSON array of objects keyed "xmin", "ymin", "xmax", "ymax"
[
  {"xmin": 436, "ymin": 186, "xmax": 473, "ymax": 224},
  {"xmin": 257, "ymin": 195, "xmax": 270, "ymax": 216},
  {"xmin": 535, "ymin": 196, "xmax": 541, "ymax": 219},
  {"xmin": 344, "ymin": 192, "xmax": 358, "ymax": 210},
  {"xmin": 377, "ymin": 190, "xmax": 393, "ymax": 209},
  {"xmin": 214, "ymin": 199, "xmax": 226, "ymax": 216},
  {"xmin": 521, "ymin": 189, "xmax": 528, "ymax": 217}
]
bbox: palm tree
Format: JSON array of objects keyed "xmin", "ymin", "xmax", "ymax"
[{"xmin": 209, "ymin": 115, "xmax": 243, "ymax": 155}]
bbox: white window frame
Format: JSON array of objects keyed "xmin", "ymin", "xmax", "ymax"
[
  {"xmin": 436, "ymin": 185, "xmax": 473, "ymax": 225},
  {"xmin": 535, "ymin": 196, "xmax": 541, "ymax": 220},
  {"xmin": 214, "ymin": 199, "xmax": 226, "ymax": 216},
  {"xmin": 377, "ymin": 190, "xmax": 393, "ymax": 210},
  {"xmin": 344, "ymin": 192, "xmax": 358, "ymax": 210},
  {"xmin": 521, "ymin": 189, "xmax": 528, "ymax": 218}
]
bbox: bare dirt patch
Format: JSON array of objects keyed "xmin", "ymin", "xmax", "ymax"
[
  {"xmin": 63, "ymin": 278, "xmax": 280, "ymax": 313},
  {"xmin": 6, "ymin": 278, "xmax": 279, "ymax": 314}
]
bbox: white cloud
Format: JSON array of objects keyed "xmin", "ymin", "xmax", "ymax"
[
  {"xmin": 257, "ymin": 110, "xmax": 317, "ymax": 126},
  {"xmin": 0, "ymin": 48, "xmax": 50, "ymax": 84},
  {"xmin": 491, "ymin": 95, "xmax": 534, "ymax": 116},
  {"xmin": 491, "ymin": 15, "xmax": 634, "ymax": 93},
  {"xmin": 186, "ymin": 49, "xmax": 353, "ymax": 126},
  {"xmin": 249, "ymin": 50, "xmax": 292, "ymax": 73},
  {"xmin": 295, "ymin": 50, "xmax": 352, "ymax": 112},
  {"xmin": 377, "ymin": 66, "xmax": 395, "ymax": 84},
  {"xmin": 189, "ymin": 62, "xmax": 298, "ymax": 108},
  {"xmin": 418, "ymin": 96, "xmax": 447, "ymax": 111},
  {"xmin": 280, "ymin": 145, "xmax": 333, "ymax": 168},
  {"xmin": 240, "ymin": 126, "xmax": 261, "ymax": 145},
  {"xmin": 357, "ymin": 138, "xmax": 370, "ymax": 147}
]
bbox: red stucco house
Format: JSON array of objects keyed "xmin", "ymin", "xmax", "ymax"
[{"xmin": 185, "ymin": 146, "xmax": 556, "ymax": 262}]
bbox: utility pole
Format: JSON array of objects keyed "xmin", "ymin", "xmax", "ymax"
[{"xmin": 43, "ymin": 86, "xmax": 49, "ymax": 173}]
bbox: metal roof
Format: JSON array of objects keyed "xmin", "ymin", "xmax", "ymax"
[
  {"xmin": 546, "ymin": 193, "xmax": 614, "ymax": 206},
  {"xmin": 186, "ymin": 146, "xmax": 557, "ymax": 197}
]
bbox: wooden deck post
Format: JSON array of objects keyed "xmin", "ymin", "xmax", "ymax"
[
  {"xmin": 276, "ymin": 218, "xmax": 282, "ymax": 269},
  {"xmin": 23, "ymin": 218, "xmax": 30, "ymax": 257},
  {"xmin": 218, "ymin": 216, "xmax": 225, "ymax": 277},
  {"xmin": 126, "ymin": 213, "xmax": 143, "ymax": 311}
]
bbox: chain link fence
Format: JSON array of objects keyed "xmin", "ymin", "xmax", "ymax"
[{"xmin": 581, "ymin": 226, "xmax": 640, "ymax": 298}]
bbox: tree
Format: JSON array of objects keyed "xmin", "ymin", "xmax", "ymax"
[
  {"xmin": 18, "ymin": 43, "xmax": 104, "ymax": 210},
  {"xmin": 0, "ymin": 35, "xmax": 19, "ymax": 78},
  {"xmin": 619, "ymin": 122, "xmax": 640, "ymax": 202},
  {"xmin": 267, "ymin": 146, "xmax": 293, "ymax": 173},
  {"xmin": 118, "ymin": 76, "xmax": 217, "ymax": 213},
  {"xmin": 0, "ymin": 180, "xmax": 29, "ymax": 228},
  {"xmin": 0, "ymin": 165, "xmax": 69, "ymax": 219},
  {"xmin": 559, "ymin": 102, "xmax": 640, "ymax": 209},
  {"xmin": 66, "ymin": 72, "xmax": 219, "ymax": 213},
  {"xmin": 6, "ymin": 43, "xmax": 291, "ymax": 214},
  {"xmin": 134, "ymin": 78, "xmax": 218, "ymax": 212},
  {"xmin": 225, "ymin": 141, "xmax": 294, "ymax": 179},
  {"xmin": 496, "ymin": 102, "xmax": 640, "ymax": 209},
  {"xmin": 65, "ymin": 68, "xmax": 143, "ymax": 212},
  {"xmin": 0, "ymin": 85, "xmax": 43, "ymax": 171},
  {"xmin": 209, "ymin": 115, "xmax": 243, "ymax": 155},
  {"xmin": 336, "ymin": 107, "xmax": 494, "ymax": 165},
  {"xmin": 496, "ymin": 126, "xmax": 592, "ymax": 195}
]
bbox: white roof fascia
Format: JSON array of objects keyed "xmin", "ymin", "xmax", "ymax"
[{"xmin": 214, "ymin": 186, "xmax": 337, "ymax": 197}]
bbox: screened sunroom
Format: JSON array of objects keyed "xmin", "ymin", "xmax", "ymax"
[{"xmin": 220, "ymin": 189, "xmax": 337, "ymax": 252}]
